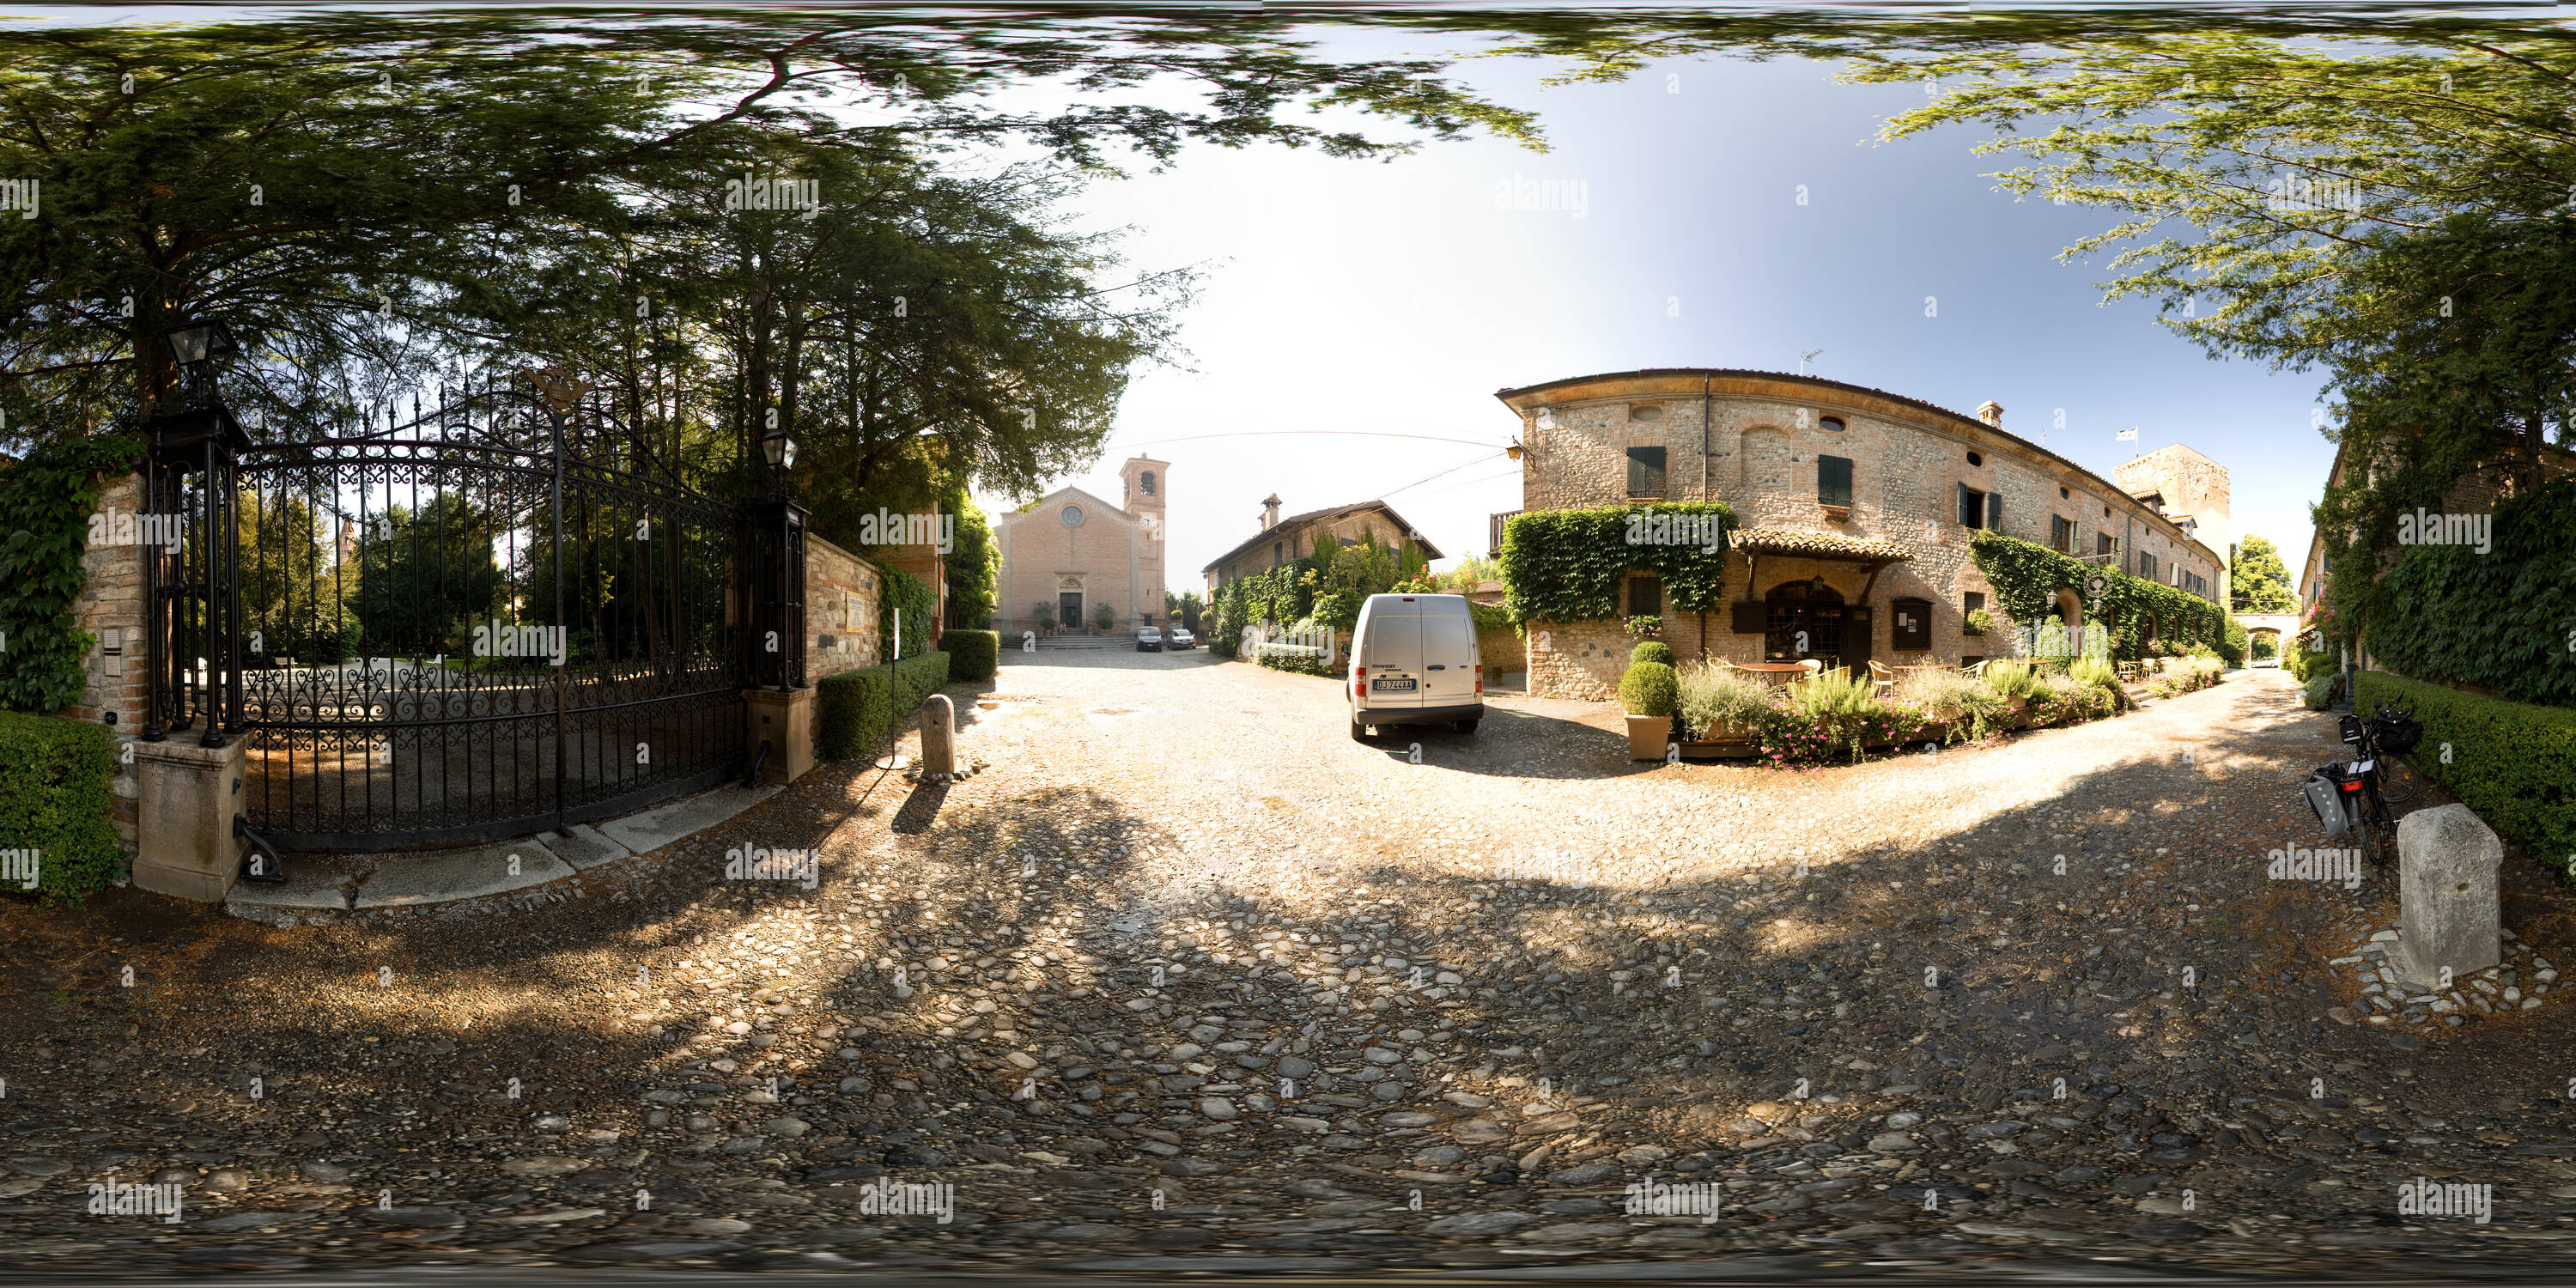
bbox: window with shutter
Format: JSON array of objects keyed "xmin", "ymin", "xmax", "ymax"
[
  {"xmin": 1626, "ymin": 446, "xmax": 1668, "ymax": 498},
  {"xmin": 1957, "ymin": 483, "xmax": 1984, "ymax": 529},
  {"xmin": 1627, "ymin": 573, "xmax": 1663, "ymax": 617},
  {"xmin": 1818, "ymin": 455, "xmax": 1854, "ymax": 508},
  {"xmin": 2050, "ymin": 515, "xmax": 2074, "ymax": 552}
]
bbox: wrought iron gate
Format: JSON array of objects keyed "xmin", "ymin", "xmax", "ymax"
[{"xmin": 143, "ymin": 374, "xmax": 788, "ymax": 851}]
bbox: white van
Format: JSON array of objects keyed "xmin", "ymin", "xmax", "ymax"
[{"xmin": 1349, "ymin": 593, "xmax": 1483, "ymax": 739}]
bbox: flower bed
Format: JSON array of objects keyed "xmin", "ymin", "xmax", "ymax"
[{"xmin": 1653, "ymin": 657, "xmax": 2128, "ymax": 769}]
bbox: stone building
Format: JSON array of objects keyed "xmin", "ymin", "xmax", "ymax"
[
  {"xmin": 993, "ymin": 456, "xmax": 1168, "ymax": 636},
  {"xmin": 1201, "ymin": 495, "xmax": 1443, "ymax": 593},
  {"xmin": 1493, "ymin": 368, "xmax": 2231, "ymax": 700}
]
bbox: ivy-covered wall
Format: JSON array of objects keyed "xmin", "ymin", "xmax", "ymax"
[
  {"xmin": 1970, "ymin": 531, "xmax": 2231, "ymax": 663},
  {"xmin": 2351, "ymin": 475, "xmax": 2576, "ymax": 709},
  {"xmin": 0, "ymin": 434, "xmax": 143, "ymax": 714},
  {"xmin": 1498, "ymin": 503, "xmax": 1735, "ymax": 624}
]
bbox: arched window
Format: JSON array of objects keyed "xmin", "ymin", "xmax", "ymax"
[{"xmin": 1140, "ymin": 471, "xmax": 1156, "ymax": 496}]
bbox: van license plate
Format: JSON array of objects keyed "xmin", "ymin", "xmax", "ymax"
[{"xmin": 1372, "ymin": 678, "xmax": 1416, "ymax": 692}]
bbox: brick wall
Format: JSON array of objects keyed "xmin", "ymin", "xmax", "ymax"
[
  {"xmin": 52, "ymin": 471, "xmax": 146, "ymax": 849},
  {"xmin": 995, "ymin": 488, "xmax": 1155, "ymax": 638},
  {"xmin": 806, "ymin": 534, "xmax": 883, "ymax": 680}
]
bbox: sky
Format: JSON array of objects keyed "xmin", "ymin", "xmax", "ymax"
[{"xmin": 994, "ymin": 27, "xmax": 2340, "ymax": 593}]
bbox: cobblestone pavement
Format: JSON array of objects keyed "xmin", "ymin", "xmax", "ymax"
[{"xmin": 3, "ymin": 647, "xmax": 2573, "ymax": 1279}]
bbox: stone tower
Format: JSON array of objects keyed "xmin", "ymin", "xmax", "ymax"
[
  {"xmin": 1121, "ymin": 456, "xmax": 1170, "ymax": 622},
  {"xmin": 2115, "ymin": 444, "xmax": 2232, "ymax": 558}
]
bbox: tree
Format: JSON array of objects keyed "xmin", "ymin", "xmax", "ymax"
[
  {"xmin": 2230, "ymin": 535, "xmax": 2297, "ymax": 613},
  {"xmin": 944, "ymin": 478, "xmax": 998, "ymax": 630},
  {"xmin": 0, "ymin": 13, "xmax": 1537, "ymax": 460},
  {"xmin": 348, "ymin": 494, "xmax": 504, "ymax": 659},
  {"xmin": 1091, "ymin": 600, "xmax": 1115, "ymax": 633}
]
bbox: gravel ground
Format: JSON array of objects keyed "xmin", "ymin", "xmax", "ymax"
[{"xmin": 3, "ymin": 648, "xmax": 2573, "ymax": 1279}]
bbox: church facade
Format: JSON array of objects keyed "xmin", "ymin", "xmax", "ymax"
[{"xmin": 994, "ymin": 456, "xmax": 1170, "ymax": 637}]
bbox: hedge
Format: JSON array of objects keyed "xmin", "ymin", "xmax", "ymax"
[
  {"xmin": 1255, "ymin": 642, "xmax": 1335, "ymax": 677},
  {"xmin": 816, "ymin": 651, "xmax": 952, "ymax": 761},
  {"xmin": 0, "ymin": 711, "xmax": 124, "ymax": 905},
  {"xmin": 2355, "ymin": 671, "xmax": 2576, "ymax": 878},
  {"xmin": 1970, "ymin": 531, "xmax": 2229, "ymax": 661},
  {"xmin": 942, "ymin": 629, "xmax": 999, "ymax": 683},
  {"xmin": 1499, "ymin": 503, "xmax": 1735, "ymax": 624}
]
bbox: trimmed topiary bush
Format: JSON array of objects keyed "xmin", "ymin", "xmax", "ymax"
[
  {"xmin": 1630, "ymin": 640, "xmax": 1675, "ymax": 668},
  {"xmin": 1618, "ymin": 660, "xmax": 1679, "ymax": 717},
  {"xmin": 942, "ymin": 630, "xmax": 999, "ymax": 683}
]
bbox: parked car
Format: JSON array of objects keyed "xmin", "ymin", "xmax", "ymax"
[
  {"xmin": 1166, "ymin": 627, "xmax": 1195, "ymax": 649},
  {"xmin": 1135, "ymin": 626, "xmax": 1163, "ymax": 653},
  {"xmin": 1349, "ymin": 593, "xmax": 1481, "ymax": 739}
]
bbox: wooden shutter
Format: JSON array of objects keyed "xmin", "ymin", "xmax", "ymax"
[
  {"xmin": 1626, "ymin": 446, "xmax": 1667, "ymax": 497},
  {"xmin": 1957, "ymin": 483, "xmax": 1976, "ymax": 527},
  {"xmin": 1818, "ymin": 455, "xmax": 1854, "ymax": 508},
  {"xmin": 1986, "ymin": 491, "xmax": 2003, "ymax": 532}
]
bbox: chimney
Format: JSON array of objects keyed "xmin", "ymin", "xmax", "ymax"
[
  {"xmin": 1975, "ymin": 400, "xmax": 2003, "ymax": 428},
  {"xmin": 1260, "ymin": 493, "xmax": 1282, "ymax": 531}
]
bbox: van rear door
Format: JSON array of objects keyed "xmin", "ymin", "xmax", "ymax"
[
  {"xmin": 1420, "ymin": 601, "xmax": 1479, "ymax": 708},
  {"xmin": 1359, "ymin": 598, "xmax": 1424, "ymax": 710}
]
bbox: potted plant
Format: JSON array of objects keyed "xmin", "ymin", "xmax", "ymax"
[
  {"xmin": 1963, "ymin": 607, "xmax": 1993, "ymax": 637},
  {"xmin": 1676, "ymin": 664, "xmax": 1774, "ymax": 756},
  {"xmin": 1625, "ymin": 614, "xmax": 1665, "ymax": 641},
  {"xmin": 1033, "ymin": 603, "xmax": 1057, "ymax": 636},
  {"xmin": 1981, "ymin": 659, "xmax": 2041, "ymax": 726},
  {"xmin": 1619, "ymin": 657, "xmax": 1680, "ymax": 761}
]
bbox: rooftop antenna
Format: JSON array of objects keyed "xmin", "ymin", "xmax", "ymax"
[{"xmin": 1798, "ymin": 349, "xmax": 1823, "ymax": 377}]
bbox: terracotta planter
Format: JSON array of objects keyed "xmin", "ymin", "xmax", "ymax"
[{"xmin": 1625, "ymin": 714, "xmax": 1674, "ymax": 761}]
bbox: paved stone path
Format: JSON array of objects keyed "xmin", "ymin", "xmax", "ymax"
[{"xmin": 2, "ymin": 650, "xmax": 2572, "ymax": 1276}]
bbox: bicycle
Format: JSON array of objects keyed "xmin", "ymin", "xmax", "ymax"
[
  {"xmin": 2300, "ymin": 700, "xmax": 2423, "ymax": 869},
  {"xmin": 2362, "ymin": 699, "xmax": 2424, "ymax": 803}
]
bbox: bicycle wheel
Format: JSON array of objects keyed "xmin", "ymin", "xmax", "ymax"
[
  {"xmin": 2358, "ymin": 818, "xmax": 2386, "ymax": 870},
  {"xmin": 2379, "ymin": 756, "xmax": 2422, "ymax": 803}
]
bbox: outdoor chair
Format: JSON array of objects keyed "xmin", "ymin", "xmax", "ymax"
[{"xmin": 1866, "ymin": 659, "xmax": 1898, "ymax": 696}]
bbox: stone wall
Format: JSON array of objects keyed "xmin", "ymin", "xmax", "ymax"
[
  {"xmin": 1525, "ymin": 619, "xmax": 1631, "ymax": 702},
  {"xmin": 806, "ymin": 534, "xmax": 883, "ymax": 680},
  {"xmin": 1497, "ymin": 372, "xmax": 2228, "ymax": 697}
]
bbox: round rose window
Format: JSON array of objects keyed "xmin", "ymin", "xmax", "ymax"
[{"xmin": 1060, "ymin": 505, "xmax": 1084, "ymax": 527}]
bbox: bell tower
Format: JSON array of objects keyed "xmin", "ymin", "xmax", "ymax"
[{"xmin": 1121, "ymin": 456, "xmax": 1170, "ymax": 623}]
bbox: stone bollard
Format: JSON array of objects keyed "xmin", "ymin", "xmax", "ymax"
[
  {"xmin": 2394, "ymin": 803, "xmax": 2504, "ymax": 991},
  {"xmin": 920, "ymin": 693, "xmax": 957, "ymax": 780}
]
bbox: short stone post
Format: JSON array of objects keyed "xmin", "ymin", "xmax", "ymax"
[
  {"xmin": 131, "ymin": 738, "xmax": 247, "ymax": 903},
  {"xmin": 741, "ymin": 686, "xmax": 816, "ymax": 786},
  {"xmin": 920, "ymin": 693, "xmax": 957, "ymax": 779},
  {"xmin": 2394, "ymin": 803, "xmax": 2504, "ymax": 991}
]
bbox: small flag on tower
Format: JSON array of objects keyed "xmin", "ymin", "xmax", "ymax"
[{"xmin": 2117, "ymin": 427, "xmax": 2139, "ymax": 441}]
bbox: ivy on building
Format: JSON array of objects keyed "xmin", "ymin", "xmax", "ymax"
[
  {"xmin": 1969, "ymin": 530, "xmax": 2233, "ymax": 662},
  {"xmin": 2348, "ymin": 473, "xmax": 2576, "ymax": 708},
  {"xmin": 0, "ymin": 434, "xmax": 143, "ymax": 713},
  {"xmin": 1498, "ymin": 502, "xmax": 1735, "ymax": 624},
  {"xmin": 879, "ymin": 567, "xmax": 937, "ymax": 660}
]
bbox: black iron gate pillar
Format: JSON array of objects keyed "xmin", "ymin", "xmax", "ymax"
[
  {"xmin": 742, "ymin": 494, "xmax": 811, "ymax": 785},
  {"xmin": 132, "ymin": 395, "xmax": 252, "ymax": 902}
]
